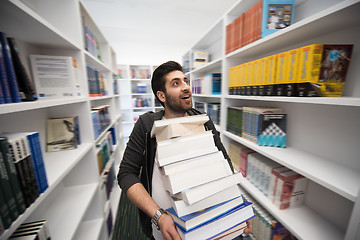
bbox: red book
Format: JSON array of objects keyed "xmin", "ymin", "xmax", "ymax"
[{"xmin": 239, "ymin": 148, "xmax": 256, "ymax": 177}]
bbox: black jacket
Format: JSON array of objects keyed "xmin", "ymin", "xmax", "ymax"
[{"xmin": 117, "ymin": 108, "xmax": 233, "ymax": 237}]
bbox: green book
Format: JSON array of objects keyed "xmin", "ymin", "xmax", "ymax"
[{"xmin": 0, "ymin": 137, "xmax": 26, "ymax": 215}]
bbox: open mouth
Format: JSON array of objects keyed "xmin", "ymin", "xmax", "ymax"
[{"xmin": 181, "ymin": 94, "xmax": 191, "ymax": 100}]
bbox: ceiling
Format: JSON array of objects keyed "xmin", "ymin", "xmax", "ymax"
[{"xmin": 82, "ymin": 0, "xmax": 238, "ymax": 65}]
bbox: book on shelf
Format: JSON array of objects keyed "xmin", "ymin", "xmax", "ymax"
[
  {"xmin": 297, "ymin": 44, "xmax": 354, "ymax": 97},
  {"xmin": 180, "ymin": 172, "xmax": 244, "ymax": 205},
  {"xmin": 1, "ymin": 134, "xmax": 39, "ymax": 208},
  {"xmin": 161, "ymin": 151, "xmax": 232, "ymax": 194},
  {"xmin": 261, "ymin": 0, "xmax": 295, "ymax": 38},
  {"xmin": 2, "ymin": 132, "xmax": 48, "ymax": 194},
  {"xmin": 150, "ymin": 114, "xmax": 209, "ymax": 141},
  {"xmin": 226, "ymin": 107, "xmax": 243, "ymax": 137},
  {"xmin": 7, "ymin": 37, "xmax": 37, "ymax": 101},
  {"xmin": 167, "ymin": 195, "xmax": 244, "ymax": 232},
  {"xmin": 274, "ymin": 170, "xmax": 308, "ymax": 210},
  {"xmin": 175, "ymin": 201, "xmax": 255, "ymax": 240},
  {"xmin": 0, "ymin": 137, "xmax": 26, "ymax": 216},
  {"xmin": 10, "ymin": 219, "xmax": 50, "ymax": 240},
  {"xmin": 30, "ymin": 55, "xmax": 81, "ymax": 99},
  {"xmin": 46, "ymin": 116, "xmax": 79, "ymax": 152},
  {"xmin": 268, "ymin": 166, "xmax": 290, "ymax": 203},
  {"xmin": 171, "ymin": 184, "xmax": 243, "ymax": 218},
  {"xmin": 0, "ymin": 32, "xmax": 21, "ymax": 103},
  {"xmin": 194, "ymin": 102, "xmax": 207, "ymax": 114},
  {"xmin": 155, "ymin": 131, "xmax": 218, "ymax": 167},
  {"xmin": 192, "ymin": 51, "xmax": 209, "ymax": 70},
  {"xmin": 87, "ymin": 63, "xmax": 108, "ymax": 97},
  {"xmin": 0, "ymin": 138, "xmax": 20, "ymax": 224},
  {"xmin": 91, "ymin": 105, "xmax": 111, "ymax": 139},
  {"xmin": 207, "ymin": 103, "xmax": 220, "ymax": 126}
]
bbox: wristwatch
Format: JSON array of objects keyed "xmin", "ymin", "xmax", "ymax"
[{"xmin": 151, "ymin": 208, "xmax": 167, "ymax": 230}]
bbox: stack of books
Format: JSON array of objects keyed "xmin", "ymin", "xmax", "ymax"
[
  {"xmin": 9, "ymin": 220, "xmax": 51, "ymax": 239},
  {"xmin": 151, "ymin": 114, "xmax": 255, "ymax": 239}
]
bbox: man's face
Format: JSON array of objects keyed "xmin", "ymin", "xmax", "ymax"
[{"xmin": 161, "ymin": 70, "xmax": 192, "ymax": 114}]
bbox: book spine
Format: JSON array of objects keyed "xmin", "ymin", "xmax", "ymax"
[
  {"xmin": 7, "ymin": 37, "xmax": 37, "ymax": 101},
  {"xmin": 0, "ymin": 140, "xmax": 19, "ymax": 222},
  {"xmin": 0, "ymin": 35, "xmax": 12, "ymax": 103},
  {"xmin": 0, "ymin": 138, "xmax": 26, "ymax": 215},
  {"xmin": 0, "ymin": 187, "xmax": 12, "ymax": 229},
  {"xmin": 0, "ymin": 32, "xmax": 21, "ymax": 103}
]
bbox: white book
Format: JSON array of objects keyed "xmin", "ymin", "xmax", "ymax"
[
  {"xmin": 181, "ymin": 172, "xmax": 244, "ymax": 205},
  {"xmin": 30, "ymin": 55, "xmax": 80, "ymax": 99},
  {"xmin": 171, "ymin": 184, "xmax": 242, "ymax": 217},
  {"xmin": 162, "ymin": 157, "xmax": 232, "ymax": 194},
  {"xmin": 261, "ymin": 161, "xmax": 282, "ymax": 197},
  {"xmin": 151, "ymin": 114, "xmax": 209, "ymax": 141},
  {"xmin": 162, "ymin": 151, "xmax": 224, "ymax": 176},
  {"xmin": 156, "ymin": 131, "xmax": 217, "ymax": 167},
  {"xmin": 268, "ymin": 166, "xmax": 290, "ymax": 203}
]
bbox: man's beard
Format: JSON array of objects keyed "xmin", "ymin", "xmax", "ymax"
[{"xmin": 164, "ymin": 91, "xmax": 192, "ymax": 114}]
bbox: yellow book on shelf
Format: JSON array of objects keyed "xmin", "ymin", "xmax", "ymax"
[
  {"xmin": 286, "ymin": 48, "xmax": 300, "ymax": 84},
  {"xmin": 228, "ymin": 66, "xmax": 235, "ymax": 91},
  {"xmin": 234, "ymin": 64, "xmax": 241, "ymax": 91},
  {"xmin": 258, "ymin": 57, "xmax": 267, "ymax": 86},
  {"xmin": 252, "ymin": 59, "xmax": 260, "ymax": 87},
  {"xmin": 298, "ymin": 44, "xmax": 324, "ymax": 84},
  {"xmin": 266, "ymin": 54, "xmax": 277, "ymax": 85},
  {"xmin": 246, "ymin": 61, "xmax": 253, "ymax": 87},
  {"xmin": 238, "ymin": 64, "xmax": 245, "ymax": 87},
  {"xmin": 275, "ymin": 51, "xmax": 287, "ymax": 85}
]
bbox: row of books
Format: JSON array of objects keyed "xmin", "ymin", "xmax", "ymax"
[
  {"xmin": 87, "ymin": 63, "xmax": 109, "ymax": 97},
  {"xmin": 226, "ymin": 0, "xmax": 295, "ymax": 54},
  {"xmin": 242, "ymin": 192, "xmax": 297, "ymax": 240},
  {"xmin": 130, "ymin": 66, "xmax": 152, "ymax": 79},
  {"xmin": 191, "ymin": 73, "xmax": 221, "ymax": 95},
  {"xmin": 229, "ymin": 140, "xmax": 308, "ymax": 210},
  {"xmin": 132, "ymin": 97, "xmax": 151, "ymax": 108},
  {"xmin": 96, "ymin": 130, "xmax": 116, "ymax": 175},
  {"xmin": 83, "ymin": 20, "xmax": 102, "ymax": 62},
  {"xmin": 0, "ymin": 32, "xmax": 37, "ymax": 104},
  {"xmin": 8, "ymin": 219, "xmax": 50, "ymax": 239},
  {"xmin": 91, "ymin": 105, "xmax": 111, "ymax": 140},
  {"xmin": 151, "ymin": 114, "xmax": 255, "ymax": 239},
  {"xmin": 227, "ymin": 106, "xmax": 287, "ymax": 148},
  {"xmin": 0, "ymin": 133, "xmax": 49, "ymax": 231},
  {"xmin": 46, "ymin": 116, "xmax": 81, "ymax": 152},
  {"xmin": 194, "ymin": 102, "xmax": 221, "ymax": 126},
  {"xmin": 228, "ymin": 44, "xmax": 354, "ymax": 97}
]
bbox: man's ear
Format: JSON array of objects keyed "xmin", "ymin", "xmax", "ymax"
[{"xmin": 157, "ymin": 91, "xmax": 166, "ymax": 104}]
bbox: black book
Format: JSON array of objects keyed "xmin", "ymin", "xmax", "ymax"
[{"xmin": 7, "ymin": 37, "xmax": 37, "ymax": 101}]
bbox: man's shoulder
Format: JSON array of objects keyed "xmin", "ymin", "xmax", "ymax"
[{"xmin": 138, "ymin": 110, "xmax": 164, "ymax": 132}]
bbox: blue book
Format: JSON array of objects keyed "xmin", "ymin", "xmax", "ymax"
[
  {"xmin": 0, "ymin": 32, "xmax": 21, "ymax": 103},
  {"xmin": 167, "ymin": 196, "xmax": 245, "ymax": 232},
  {"xmin": 261, "ymin": 0, "xmax": 295, "ymax": 38},
  {"xmin": 175, "ymin": 201, "xmax": 255, "ymax": 240},
  {"xmin": 0, "ymin": 38, "xmax": 12, "ymax": 103},
  {"xmin": 27, "ymin": 132, "xmax": 48, "ymax": 193}
]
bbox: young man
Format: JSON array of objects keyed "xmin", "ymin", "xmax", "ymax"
[{"xmin": 117, "ymin": 61, "xmax": 252, "ymax": 240}]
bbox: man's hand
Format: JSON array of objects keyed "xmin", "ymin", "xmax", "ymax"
[
  {"xmin": 244, "ymin": 220, "xmax": 253, "ymax": 235},
  {"xmin": 158, "ymin": 213, "xmax": 181, "ymax": 240}
]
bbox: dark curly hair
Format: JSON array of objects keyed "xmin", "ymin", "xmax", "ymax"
[{"xmin": 151, "ymin": 61, "xmax": 184, "ymax": 106}]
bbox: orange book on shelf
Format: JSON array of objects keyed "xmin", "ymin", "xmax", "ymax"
[
  {"xmin": 226, "ymin": 24, "xmax": 231, "ymax": 54},
  {"xmin": 238, "ymin": 13, "xmax": 245, "ymax": 48},
  {"xmin": 233, "ymin": 17, "xmax": 240, "ymax": 52}
]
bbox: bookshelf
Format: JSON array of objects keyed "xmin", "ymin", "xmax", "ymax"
[
  {"xmin": 0, "ymin": 0, "xmax": 122, "ymax": 239},
  {"xmin": 117, "ymin": 64, "xmax": 163, "ymax": 148},
  {"xmin": 183, "ymin": 0, "xmax": 360, "ymax": 239}
]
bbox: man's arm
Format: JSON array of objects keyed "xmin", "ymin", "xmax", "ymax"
[{"xmin": 126, "ymin": 183, "xmax": 181, "ymax": 240}]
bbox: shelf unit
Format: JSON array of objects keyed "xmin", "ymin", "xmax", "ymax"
[
  {"xmin": 182, "ymin": 0, "xmax": 360, "ymax": 239},
  {"xmin": 0, "ymin": 0, "xmax": 122, "ymax": 239},
  {"xmin": 117, "ymin": 64, "xmax": 163, "ymax": 148}
]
